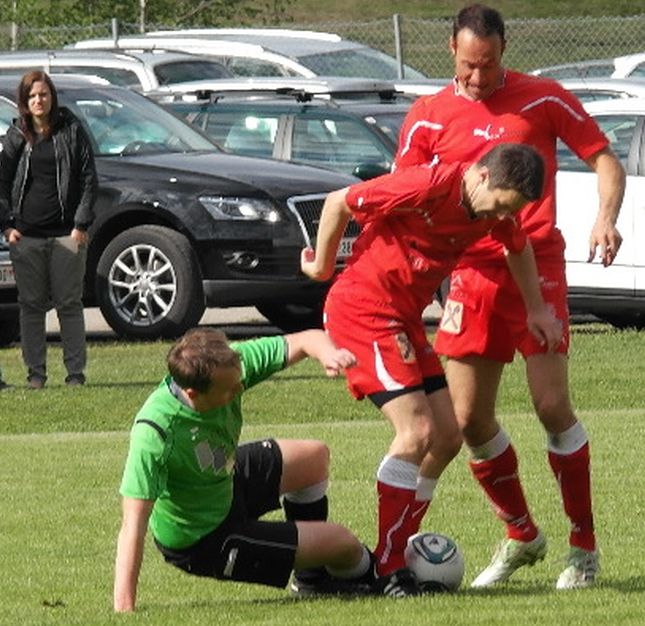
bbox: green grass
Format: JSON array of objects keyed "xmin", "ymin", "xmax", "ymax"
[{"xmin": 1, "ymin": 323, "xmax": 644, "ymax": 625}]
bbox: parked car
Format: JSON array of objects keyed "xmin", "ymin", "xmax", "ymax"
[
  {"xmin": 556, "ymin": 97, "xmax": 645, "ymax": 327},
  {"xmin": 0, "ymin": 235, "xmax": 18, "ymax": 347},
  {"xmin": 557, "ymin": 77, "xmax": 645, "ymax": 102},
  {"xmin": 152, "ymin": 77, "xmax": 416, "ymax": 179},
  {"xmin": 532, "ymin": 51, "xmax": 645, "ymax": 80},
  {"xmin": 0, "ymin": 75, "xmax": 360, "ymax": 339},
  {"xmin": 0, "ymin": 49, "xmax": 233, "ymax": 92},
  {"xmin": 69, "ymin": 28, "xmax": 447, "ymax": 95}
]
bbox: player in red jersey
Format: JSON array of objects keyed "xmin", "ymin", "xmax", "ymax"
[
  {"xmin": 301, "ymin": 142, "xmax": 562, "ymax": 579},
  {"xmin": 395, "ymin": 4, "xmax": 626, "ymax": 590}
]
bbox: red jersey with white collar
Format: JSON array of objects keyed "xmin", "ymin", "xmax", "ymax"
[
  {"xmin": 395, "ymin": 70, "xmax": 608, "ymax": 265},
  {"xmin": 337, "ymin": 162, "xmax": 527, "ymax": 317}
]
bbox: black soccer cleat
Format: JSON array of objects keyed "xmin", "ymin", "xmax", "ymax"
[
  {"xmin": 290, "ymin": 567, "xmax": 374, "ymax": 598},
  {"xmin": 373, "ymin": 567, "xmax": 421, "ymax": 598}
]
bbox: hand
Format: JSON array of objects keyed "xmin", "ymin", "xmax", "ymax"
[
  {"xmin": 321, "ymin": 347, "xmax": 357, "ymax": 378},
  {"xmin": 527, "ymin": 307, "xmax": 562, "ymax": 353},
  {"xmin": 70, "ymin": 228, "xmax": 89, "ymax": 246},
  {"xmin": 300, "ymin": 247, "xmax": 332, "ymax": 282},
  {"xmin": 4, "ymin": 227, "xmax": 21, "ymax": 244},
  {"xmin": 588, "ymin": 221, "xmax": 622, "ymax": 267}
]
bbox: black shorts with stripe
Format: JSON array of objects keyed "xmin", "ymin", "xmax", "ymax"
[{"xmin": 155, "ymin": 438, "xmax": 298, "ymax": 588}]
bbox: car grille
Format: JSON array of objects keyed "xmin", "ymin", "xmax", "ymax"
[{"xmin": 287, "ymin": 193, "xmax": 361, "ymax": 248}]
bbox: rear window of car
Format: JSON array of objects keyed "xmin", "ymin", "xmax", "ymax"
[
  {"xmin": 154, "ymin": 60, "xmax": 232, "ymax": 85},
  {"xmin": 55, "ymin": 65, "xmax": 141, "ymax": 88},
  {"xmin": 557, "ymin": 114, "xmax": 640, "ymax": 171}
]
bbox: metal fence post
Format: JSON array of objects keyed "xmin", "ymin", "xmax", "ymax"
[
  {"xmin": 111, "ymin": 18, "xmax": 119, "ymax": 46},
  {"xmin": 393, "ymin": 13, "xmax": 404, "ymax": 79}
]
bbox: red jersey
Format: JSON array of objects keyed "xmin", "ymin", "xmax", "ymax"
[
  {"xmin": 337, "ymin": 162, "xmax": 527, "ymax": 317},
  {"xmin": 395, "ymin": 70, "xmax": 608, "ymax": 264}
]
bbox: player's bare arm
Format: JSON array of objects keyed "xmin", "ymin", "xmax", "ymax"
[
  {"xmin": 114, "ymin": 497, "xmax": 154, "ymax": 612},
  {"xmin": 504, "ymin": 243, "xmax": 562, "ymax": 352},
  {"xmin": 285, "ymin": 329, "xmax": 356, "ymax": 377},
  {"xmin": 585, "ymin": 146, "xmax": 626, "ymax": 266},
  {"xmin": 300, "ymin": 187, "xmax": 352, "ymax": 282}
]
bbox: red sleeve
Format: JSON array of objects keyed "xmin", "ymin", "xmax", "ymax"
[
  {"xmin": 489, "ymin": 217, "xmax": 527, "ymax": 254},
  {"xmin": 345, "ymin": 163, "xmax": 461, "ymax": 222},
  {"xmin": 395, "ymin": 93, "xmax": 446, "ymax": 168},
  {"xmin": 541, "ymin": 79, "xmax": 609, "ymax": 160}
]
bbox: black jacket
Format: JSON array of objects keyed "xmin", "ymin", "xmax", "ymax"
[{"xmin": 0, "ymin": 107, "xmax": 98, "ymax": 233}]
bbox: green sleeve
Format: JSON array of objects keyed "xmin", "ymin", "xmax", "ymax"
[
  {"xmin": 119, "ymin": 421, "xmax": 168, "ymax": 500},
  {"xmin": 233, "ymin": 335, "xmax": 288, "ymax": 391}
]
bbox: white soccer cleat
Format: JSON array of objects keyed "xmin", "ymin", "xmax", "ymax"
[
  {"xmin": 556, "ymin": 547, "xmax": 599, "ymax": 590},
  {"xmin": 471, "ymin": 532, "xmax": 547, "ymax": 588}
]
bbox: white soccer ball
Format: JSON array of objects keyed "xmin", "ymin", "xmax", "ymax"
[{"xmin": 404, "ymin": 532, "xmax": 465, "ymax": 592}]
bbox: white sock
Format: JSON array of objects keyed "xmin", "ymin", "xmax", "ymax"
[
  {"xmin": 283, "ymin": 479, "xmax": 328, "ymax": 503},
  {"xmin": 326, "ymin": 544, "xmax": 372, "ymax": 579},
  {"xmin": 547, "ymin": 421, "xmax": 588, "ymax": 455},
  {"xmin": 377, "ymin": 455, "xmax": 418, "ymax": 489},
  {"xmin": 470, "ymin": 429, "xmax": 511, "ymax": 461},
  {"xmin": 416, "ymin": 476, "xmax": 437, "ymax": 502}
]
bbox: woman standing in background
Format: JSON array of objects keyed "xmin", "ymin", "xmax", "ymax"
[{"xmin": 0, "ymin": 71, "xmax": 97, "ymax": 389}]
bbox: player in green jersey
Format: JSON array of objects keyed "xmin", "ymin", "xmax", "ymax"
[{"xmin": 114, "ymin": 327, "xmax": 419, "ymax": 612}]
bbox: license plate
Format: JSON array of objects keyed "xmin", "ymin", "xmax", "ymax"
[
  {"xmin": 0, "ymin": 263, "xmax": 15, "ymax": 286},
  {"xmin": 338, "ymin": 237, "xmax": 354, "ymax": 259}
]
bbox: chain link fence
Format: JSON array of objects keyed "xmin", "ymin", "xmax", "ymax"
[{"xmin": 0, "ymin": 14, "xmax": 643, "ymax": 77}]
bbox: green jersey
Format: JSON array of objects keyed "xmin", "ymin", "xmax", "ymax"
[{"xmin": 119, "ymin": 335, "xmax": 288, "ymax": 549}]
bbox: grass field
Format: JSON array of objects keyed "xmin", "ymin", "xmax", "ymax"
[{"xmin": 1, "ymin": 323, "xmax": 644, "ymax": 625}]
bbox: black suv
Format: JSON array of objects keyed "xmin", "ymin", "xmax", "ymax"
[{"xmin": 0, "ymin": 76, "xmax": 358, "ymax": 341}]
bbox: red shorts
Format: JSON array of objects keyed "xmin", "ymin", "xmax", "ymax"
[
  {"xmin": 434, "ymin": 262, "xmax": 569, "ymax": 363},
  {"xmin": 324, "ymin": 285, "xmax": 444, "ymax": 400}
]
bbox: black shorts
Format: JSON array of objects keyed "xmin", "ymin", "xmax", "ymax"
[{"xmin": 156, "ymin": 439, "xmax": 298, "ymax": 588}]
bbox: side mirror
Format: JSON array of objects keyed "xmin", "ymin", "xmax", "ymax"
[{"xmin": 352, "ymin": 162, "xmax": 391, "ymax": 181}]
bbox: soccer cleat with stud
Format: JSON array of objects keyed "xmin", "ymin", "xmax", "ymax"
[
  {"xmin": 556, "ymin": 547, "xmax": 599, "ymax": 590},
  {"xmin": 471, "ymin": 532, "xmax": 547, "ymax": 588}
]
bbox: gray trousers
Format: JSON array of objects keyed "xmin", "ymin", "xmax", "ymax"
[{"xmin": 9, "ymin": 235, "xmax": 87, "ymax": 381}]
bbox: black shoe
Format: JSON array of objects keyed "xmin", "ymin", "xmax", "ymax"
[
  {"xmin": 65, "ymin": 374, "xmax": 86, "ymax": 386},
  {"xmin": 27, "ymin": 375, "xmax": 45, "ymax": 390},
  {"xmin": 290, "ymin": 567, "xmax": 374, "ymax": 597},
  {"xmin": 0, "ymin": 379, "xmax": 12, "ymax": 391},
  {"xmin": 373, "ymin": 567, "xmax": 421, "ymax": 598}
]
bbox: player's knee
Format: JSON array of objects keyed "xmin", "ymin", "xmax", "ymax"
[
  {"xmin": 533, "ymin": 391, "xmax": 573, "ymax": 426},
  {"xmin": 309, "ymin": 440, "xmax": 331, "ymax": 477}
]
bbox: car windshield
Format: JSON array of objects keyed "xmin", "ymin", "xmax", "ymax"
[
  {"xmin": 62, "ymin": 86, "xmax": 217, "ymax": 156},
  {"xmin": 297, "ymin": 48, "xmax": 427, "ymax": 80}
]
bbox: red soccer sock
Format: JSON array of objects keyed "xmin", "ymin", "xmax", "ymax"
[
  {"xmin": 469, "ymin": 444, "xmax": 539, "ymax": 542},
  {"xmin": 374, "ymin": 481, "xmax": 430, "ymax": 575},
  {"xmin": 548, "ymin": 442, "xmax": 595, "ymax": 551}
]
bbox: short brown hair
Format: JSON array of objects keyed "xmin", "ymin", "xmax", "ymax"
[
  {"xmin": 167, "ymin": 328, "xmax": 240, "ymax": 393},
  {"xmin": 477, "ymin": 143, "xmax": 545, "ymax": 201},
  {"xmin": 453, "ymin": 4, "xmax": 506, "ymax": 43}
]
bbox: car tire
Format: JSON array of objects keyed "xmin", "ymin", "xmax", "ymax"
[
  {"xmin": 599, "ymin": 313, "xmax": 645, "ymax": 330},
  {"xmin": 0, "ymin": 309, "xmax": 20, "ymax": 347},
  {"xmin": 256, "ymin": 302, "xmax": 324, "ymax": 332},
  {"xmin": 96, "ymin": 225, "xmax": 205, "ymax": 340}
]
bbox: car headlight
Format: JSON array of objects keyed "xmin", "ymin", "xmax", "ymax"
[{"xmin": 199, "ymin": 196, "xmax": 281, "ymax": 222}]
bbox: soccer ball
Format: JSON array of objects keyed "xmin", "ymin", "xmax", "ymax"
[{"xmin": 404, "ymin": 532, "xmax": 465, "ymax": 592}]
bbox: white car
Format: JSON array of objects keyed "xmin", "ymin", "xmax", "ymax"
[
  {"xmin": 558, "ymin": 77, "xmax": 645, "ymax": 102},
  {"xmin": 0, "ymin": 48, "xmax": 233, "ymax": 92},
  {"xmin": 69, "ymin": 28, "xmax": 446, "ymax": 96},
  {"xmin": 556, "ymin": 97, "xmax": 645, "ymax": 327},
  {"xmin": 533, "ymin": 51, "xmax": 645, "ymax": 80}
]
